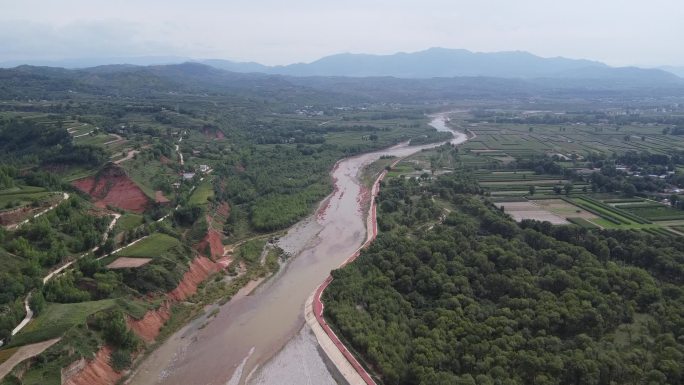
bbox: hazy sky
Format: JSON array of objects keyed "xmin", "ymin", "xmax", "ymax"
[{"xmin": 2, "ymin": 0, "xmax": 683, "ymax": 66}]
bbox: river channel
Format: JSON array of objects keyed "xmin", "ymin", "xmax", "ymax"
[{"xmin": 126, "ymin": 113, "xmax": 468, "ymax": 385}]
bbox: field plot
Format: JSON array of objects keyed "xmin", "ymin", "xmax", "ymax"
[
  {"xmin": 114, "ymin": 213, "xmax": 144, "ymax": 233},
  {"xmin": 459, "ymin": 120, "xmax": 684, "ymax": 166},
  {"xmin": 480, "ymin": 179, "xmax": 567, "ymax": 186},
  {"xmin": 188, "ymin": 179, "xmax": 214, "ymax": 206},
  {"xmin": 107, "ymin": 257, "xmax": 152, "ymax": 269},
  {"xmin": 534, "ymin": 199, "xmax": 598, "ymax": 219},
  {"xmin": 121, "ymin": 158, "xmax": 174, "ymax": 200},
  {"xmin": 494, "ymin": 201, "xmax": 569, "ymax": 224},
  {"xmin": 8, "ymin": 300, "xmax": 117, "ymax": 347},
  {"xmin": 116, "ymin": 233, "xmax": 181, "ymax": 258},
  {"xmin": 618, "ymin": 203, "xmax": 684, "ymax": 221},
  {"xmin": 475, "ymin": 170, "xmax": 589, "ymax": 199},
  {"xmin": 0, "ymin": 189, "xmax": 51, "ymax": 209}
]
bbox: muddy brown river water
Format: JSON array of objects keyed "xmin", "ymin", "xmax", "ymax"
[{"xmin": 126, "ymin": 114, "xmax": 467, "ymax": 385}]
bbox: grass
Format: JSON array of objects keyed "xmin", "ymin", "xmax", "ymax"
[
  {"xmin": 236, "ymin": 238, "xmax": 267, "ymax": 266},
  {"xmin": 567, "ymin": 217, "xmax": 601, "ymax": 229},
  {"xmin": 621, "ymin": 205, "xmax": 684, "ymax": 221},
  {"xmin": 189, "ymin": 179, "xmax": 214, "ymax": 206},
  {"xmin": 114, "ymin": 297, "xmax": 154, "ymax": 320},
  {"xmin": 0, "ymin": 185, "xmax": 46, "ymax": 195},
  {"xmin": 116, "ymin": 233, "xmax": 181, "ymax": 258},
  {"xmin": 569, "ymin": 196, "xmax": 652, "ymax": 226},
  {"xmin": 57, "ymin": 166, "xmax": 99, "ymax": 182},
  {"xmin": 73, "ymin": 133, "xmax": 114, "ymax": 147},
  {"xmin": 122, "ymin": 152, "xmax": 177, "ymax": 200},
  {"xmin": 115, "ymin": 213, "xmax": 144, "ymax": 233},
  {"xmin": 0, "ymin": 191, "xmax": 52, "ymax": 209},
  {"xmin": 8, "ymin": 299, "xmax": 117, "ymax": 348},
  {"xmin": 360, "ymin": 157, "xmax": 396, "ymax": 188},
  {"xmin": 581, "ymin": 196, "xmax": 651, "ymax": 224},
  {"xmin": 386, "ymin": 163, "xmax": 418, "ymax": 178}
]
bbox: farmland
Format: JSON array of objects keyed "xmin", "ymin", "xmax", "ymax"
[
  {"xmin": 460, "ymin": 120, "xmax": 684, "ymax": 161},
  {"xmin": 477, "ymin": 169, "xmax": 684, "ymax": 231},
  {"xmin": 8, "ymin": 300, "xmax": 118, "ymax": 348},
  {"xmin": 115, "ymin": 233, "xmax": 181, "ymax": 258},
  {"xmin": 390, "ymin": 109, "xmax": 684, "ymax": 236},
  {"xmin": 188, "ymin": 179, "xmax": 214, "ymax": 206}
]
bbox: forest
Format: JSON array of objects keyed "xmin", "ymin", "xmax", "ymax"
[
  {"xmin": 324, "ymin": 173, "xmax": 684, "ymax": 385},
  {"xmin": 0, "ymin": 119, "xmax": 106, "ymax": 167}
]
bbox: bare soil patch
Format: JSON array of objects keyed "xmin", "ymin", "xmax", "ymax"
[
  {"xmin": 72, "ymin": 164, "xmax": 149, "ymax": 213},
  {"xmin": 535, "ymin": 199, "xmax": 598, "ymax": 219},
  {"xmin": 155, "ymin": 190, "xmax": 170, "ymax": 204},
  {"xmin": 494, "ymin": 201, "xmax": 570, "ymax": 225},
  {"xmin": 106, "ymin": 257, "xmax": 153, "ymax": 269}
]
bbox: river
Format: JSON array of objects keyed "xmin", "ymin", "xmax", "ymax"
[{"xmin": 126, "ymin": 113, "xmax": 468, "ymax": 385}]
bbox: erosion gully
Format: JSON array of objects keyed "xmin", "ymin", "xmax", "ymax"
[{"xmin": 126, "ymin": 113, "xmax": 468, "ymax": 385}]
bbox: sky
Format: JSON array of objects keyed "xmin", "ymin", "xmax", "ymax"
[{"xmin": 1, "ymin": 0, "xmax": 684, "ymax": 67}]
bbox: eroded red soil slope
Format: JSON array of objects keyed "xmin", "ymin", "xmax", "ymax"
[{"xmin": 72, "ymin": 164, "xmax": 149, "ymax": 213}]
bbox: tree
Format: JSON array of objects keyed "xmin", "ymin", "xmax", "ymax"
[
  {"xmin": 29, "ymin": 291, "xmax": 46, "ymax": 315},
  {"xmin": 670, "ymin": 194, "xmax": 679, "ymax": 206},
  {"xmin": 564, "ymin": 183, "xmax": 574, "ymax": 195},
  {"xmin": 623, "ymin": 183, "xmax": 637, "ymax": 197}
]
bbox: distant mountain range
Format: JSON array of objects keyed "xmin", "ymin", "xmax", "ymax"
[
  {"xmin": 3, "ymin": 61, "xmax": 683, "ymax": 105},
  {"xmin": 1, "ymin": 48, "xmax": 681, "ymax": 82},
  {"xmin": 660, "ymin": 66, "xmax": 684, "ymax": 78},
  {"xmin": 206, "ymin": 48, "xmax": 608, "ymax": 78}
]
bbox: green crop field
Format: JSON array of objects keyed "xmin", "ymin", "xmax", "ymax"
[
  {"xmin": 114, "ymin": 213, "xmax": 144, "ymax": 233},
  {"xmin": 0, "ymin": 191, "xmax": 52, "ymax": 209},
  {"xmin": 622, "ymin": 205, "xmax": 684, "ymax": 221},
  {"xmin": 188, "ymin": 179, "xmax": 214, "ymax": 206},
  {"xmin": 8, "ymin": 299, "xmax": 117, "ymax": 347},
  {"xmin": 116, "ymin": 233, "xmax": 181, "ymax": 258},
  {"xmin": 567, "ymin": 217, "xmax": 601, "ymax": 229}
]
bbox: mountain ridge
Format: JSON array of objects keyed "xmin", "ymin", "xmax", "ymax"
[
  {"xmin": 200, "ymin": 48, "xmax": 680, "ymax": 81},
  {"xmin": 2, "ymin": 48, "xmax": 680, "ymax": 82}
]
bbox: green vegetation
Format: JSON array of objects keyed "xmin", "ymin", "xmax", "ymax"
[
  {"xmin": 2, "ymin": 60, "xmax": 684, "ymax": 384},
  {"xmin": 325, "ymin": 172, "xmax": 684, "ymax": 385},
  {"xmin": 566, "ymin": 217, "xmax": 600, "ymax": 229},
  {"xmin": 114, "ymin": 213, "xmax": 144, "ymax": 233},
  {"xmin": 8, "ymin": 300, "xmax": 117, "ymax": 348},
  {"xmin": 188, "ymin": 179, "xmax": 214, "ymax": 206},
  {"xmin": 250, "ymin": 184, "xmax": 328, "ymax": 231},
  {"xmin": 116, "ymin": 233, "xmax": 181, "ymax": 258},
  {"xmin": 235, "ymin": 238, "xmax": 267, "ymax": 266}
]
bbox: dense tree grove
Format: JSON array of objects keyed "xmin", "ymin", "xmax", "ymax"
[
  {"xmin": 0, "ymin": 119, "xmax": 106, "ymax": 167},
  {"xmin": 324, "ymin": 174, "xmax": 684, "ymax": 385},
  {"xmin": 215, "ymin": 139, "xmax": 395, "ymax": 232}
]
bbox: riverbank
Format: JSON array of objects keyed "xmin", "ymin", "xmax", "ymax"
[
  {"xmin": 305, "ymin": 112, "xmax": 468, "ymax": 385},
  {"xmin": 304, "ymin": 158, "xmax": 394, "ymax": 385}
]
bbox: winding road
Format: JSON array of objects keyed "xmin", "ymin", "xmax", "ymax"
[
  {"xmin": 0, "ymin": 210, "xmax": 122, "ymax": 379},
  {"xmin": 127, "ymin": 113, "xmax": 468, "ymax": 385},
  {"xmin": 9, "ymin": 212, "xmax": 121, "ymax": 338}
]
